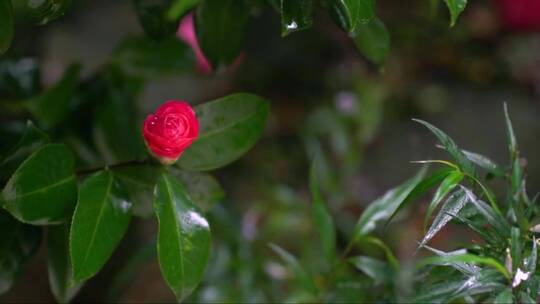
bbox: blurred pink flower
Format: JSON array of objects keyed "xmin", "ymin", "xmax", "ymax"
[
  {"xmin": 497, "ymin": 0, "xmax": 540, "ymax": 31},
  {"xmin": 177, "ymin": 13, "xmax": 213, "ymax": 75}
]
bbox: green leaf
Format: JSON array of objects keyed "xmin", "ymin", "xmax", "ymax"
[
  {"xmin": 387, "ymin": 167, "xmax": 454, "ymax": 225},
  {"xmin": 504, "ymin": 103, "xmax": 517, "ymax": 156},
  {"xmin": 424, "ymin": 170, "xmax": 464, "ymax": 230},
  {"xmin": 153, "ymin": 172, "xmax": 211, "ymax": 301},
  {"xmin": 349, "ymin": 256, "xmax": 392, "ymax": 285},
  {"xmin": 0, "ymin": 210, "xmax": 41, "ymax": 295},
  {"xmin": 280, "ymin": 0, "xmax": 313, "ymax": 36},
  {"xmin": 173, "ymin": 170, "xmax": 225, "ymax": 212},
  {"xmin": 310, "ymin": 162, "xmax": 336, "ymax": 263},
  {"xmin": 461, "ymin": 187, "xmax": 509, "ymax": 238},
  {"xmin": 461, "ymin": 150, "xmax": 505, "ymax": 178},
  {"xmin": 418, "ymin": 253, "xmax": 510, "ymax": 279},
  {"xmin": 358, "ymin": 236, "xmax": 399, "ymax": 271},
  {"xmin": 92, "ymin": 76, "xmax": 145, "ymax": 163},
  {"xmin": 167, "ymin": 0, "xmax": 199, "ymax": 20},
  {"xmin": 112, "ymin": 36, "xmax": 193, "ymax": 78},
  {"xmin": 113, "ymin": 165, "xmax": 159, "ymax": 218},
  {"xmin": 70, "ymin": 170, "xmax": 132, "ymax": 282},
  {"xmin": 0, "ymin": 121, "xmax": 49, "ymax": 180},
  {"xmin": 413, "ymin": 119, "xmax": 476, "ymax": 177},
  {"xmin": 177, "ymin": 93, "xmax": 269, "ymax": 171},
  {"xmin": 196, "ymin": 0, "xmax": 249, "ymax": 67},
  {"xmin": 419, "ymin": 189, "xmax": 468, "ymax": 249},
  {"xmin": 325, "ymin": 0, "xmax": 375, "ymax": 33},
  {"xmin": 269, "ymin": 243, "xmax": 317, "ymax": 295},
  {"xmin": 0, "ymin": 58, "xmax": 41, "ymax": 99},
  {"xmin": 494, "ymin": 288, "xmax": 513, "ymax": 304},
  {"xmin": 444, "ymin": 0, "xmax": 467, "ymax": 27},
  {"xmin": 352, "ymin": 167, "xmax": 426, "ymax": 240},
  {"xmin": 27, "ymin": 0, "xmax": 71, "ymax": 24},
  {"xmin": 2, "ymin": 144, "xmax": 77, "ymax": 225},
  {"xmin": 524, "ymin": 237, "xmax": 537, "ymax": 274},
  {"xmin": 353, "ymin": 17, "xmax": 390, "ymax": 64},
  {"xmin": 510, "ymin": 227, "xmax": 521, "ymax": 273},
  {"xmin": 422, "ymin": 246, "xmax": 478, "ymax": 276},
  {"xmin": 0, "ymin": 0, "xmax": 13, "ymax": 55},
  {"xmin": 23, "ymin": 64, "xmax": 81, "ymax": 128},
  {"xmin": 132, "ymin": 0, "xmax": 177, "ymax": 40},
  {"xmin": 47, "ymin": 224, "xmax": 83, "ymax": 303}
]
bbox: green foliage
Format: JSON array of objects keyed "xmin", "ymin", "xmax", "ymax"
[
  {"xmin": 353, "ymin": 17, "xmax": 390, "ymax": 64},
  {"xmin": 280, "ymin": 0, "xmax": 313, "ymax": 36},
  {"xmin": 325, "ymin": 0, "xmax": 375, "ymax": 34},
  {"xmin": 153, "ymin": 172, "xmax": 211, "ymax": 301},
  {"xmin": 177, "ymin": 93, "xmax": 270, "ymax": 171},
  {"xmin": 0, "ymin": 0, "xmax": 13, "ymax": 55},
  {"xmin": 70, "ymin": 170, "xmax": 132, "ymax": 282},
  {"xmin": 444, "ymin": 0, "xmax": 468, "ymax": 27}
]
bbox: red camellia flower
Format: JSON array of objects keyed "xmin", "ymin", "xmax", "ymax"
[
  {"xmin": 143, "ymin": 101, "xmax": 199, "ymax": 165},
  {"xmin": 497, "ymin": 0, "xmax": 540, "ymax": 31}
]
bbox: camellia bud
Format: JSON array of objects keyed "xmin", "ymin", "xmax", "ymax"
[{"xmin": 142, "ymin": 100, "xmax": 199, "ymax": 165}]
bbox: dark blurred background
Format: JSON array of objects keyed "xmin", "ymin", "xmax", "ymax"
[{"xmin": 1, "ymin": 0, "xmax": 540, "ymax": 302}]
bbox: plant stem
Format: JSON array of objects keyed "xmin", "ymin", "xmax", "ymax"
[{"xmin": 76, "ymin": 159, "xmax": 148, "ymax": 176}]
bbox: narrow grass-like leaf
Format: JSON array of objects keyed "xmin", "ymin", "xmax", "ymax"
[
  {"xmin": 419, "ymin": 189, "xmax": 468, "ymax": 249},
  {"xmin": 358, "ymin": 236, "xmax": 399, "ymax": 271},
  {"xmin": 494, "ymin": 288, "xmax": 513, "ymax": 304},
  {"xmin": 353, "ymin": 167, "xmax": 426, "ymax": 240},
  {"xmin": 413, "ymin": 119, "xmax": 475, "ymax": 177},
  {"xmin": 418, "ymin": 253, "xmax": 510, "ymax": 279},
  {"xmin": 503, "ymin": 103, "xmax": 517, "ymax": 156},
  {"xmin": 269, "ymin": 243, "xmax": 317, "ymax": 295},
  {"xmin": 510, "ymin": 227, "xmax": 521, "ymax": 273},
  {"xmin": 422, "ymin": 245, "xmax": 478, "ymax": 276},
  {"xmin": 70, "ymin": 171, "xmax": 132, "ymax": 282},
  {"xmin": 424, "ymin": 170, "xmax": 464, "ymax": 230},
  {"xmin": 153, "ymin": 172, "xmax": 211, "ymax": 301},
  {"xmin": 461, "ymin": 150, "xmax": 505, "ymax": 178},
  {"xmin": 349, "ymin": 256, "xmax": 392, "ymax": 285},
  {"xmin": 387, "ymin": 167, "xmax": 453, "ymax": 225},
  {"xmin": 461, "ymin": 187, "xmax": 509, "ymax": 238},
  {"xmin": 310, "ymin": 162, "xmax": 336, "ymax": 263}
]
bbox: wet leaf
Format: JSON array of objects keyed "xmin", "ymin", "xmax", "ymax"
[
  {"xmin": 461, "ymin": 150, "xmax": 505, "ymax": 178},
  {"xmin": 353, "ymin": 17, "xmax": 390, "ymax": 64},
  {"xmin": 153, "ymin": 172, "xmax": 211, "ymax": 301},
  {"xmin": 424, "ymin": 170, "xmax": 464, "ymax": 230},
  {"xmin": 325, "ymin": 0, "xmax": 375, "ymax": 33},
  {"xmin": 177, "ymin": 93, "xmax": 269, "ymax": 171},
  {"xmin": 461, "ymin": 187, "xmax": 509, "ymax": 238},
  {"xmin": 3, "ymin": 144, "xmax": 77, "ymax": 225},
  {"xmin": 70, "ymin": 170, "xmax": 132, "ymax": 282},
  {"xmin": 280, "ymin": 0, "xmax": 313, "ymax": 36},
  {"xmin": 418, "ymin": 253, "xmax": 510, "ymax": 279}
]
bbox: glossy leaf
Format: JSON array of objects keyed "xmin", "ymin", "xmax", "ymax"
[
  {"xmin": 47, "ymin": 224, "xmax": 83, "ymax": 303},
  {"xmin": 418, "ymin": 253, "xmax": 510, "ymax": 279},
  {"xmin": 310, "ymin": 162, "xmax": 336, "ymax": 263},
  {"xmin": 27, "ymin": 0, "xmax": 71, "ymax": 24},
  {"xmin": 0, "ymin": 0, "xmax": 13, "ymax": 55},
  {"xmin": 0, "ymin": 210, "xmax": 41, "ymax": 295},
  {"xmin": 2, "ymin": 144, "xmax": 77, "ymax": 225},
  {"xmin": 70, "ymin": 170, "xmax": 132, "ymax": 282},
  {"xmin": 510, "ymin": 227, "xmax": 521, "ymax": 273},
  {"xmin": 132, "ymin": 0, "xmax": 177, "ymax": 40},
  {"xmin": 174, "ymin": 169, "xmax": 225, "ymax": 212},
  {"xmin": 461, "ymin": 187, "xmax": 509, "ymax": 238},
  {"xmin": 353, "ymin": 17, "xmax": 390, "ymax": 64},
  {"xmin": 113, "ymin": 165, "xmax": 159, "ymax": 218},
  {"xmin": 167, "ymin": 0, "xmax": 199, "ymax": 20},
  {"xmin": 153, "ymin": 172, "xmax": 211, "ymax": 301},
  {"xmin": 494, "ymin": 288, "xmax": 513, "ymax": 304},
  {"xmin": 504, "ymin": 103, "xmax": 517, "ymax": 156},
  {"xmin": 419, "ymin": 189, "xmax": 468, "ymax": 249},
  {"xmin": 0, "ymin": 121, "xmax": 49, "ymax": 180},
  {"xmin": 24, "ymin": 64, "xmax": 80, "ymax": 128},
  {"xmin": 113, "ymin": 36, "xmax": 193, "ymax": 78},
  {"xmin": 413, "ymin": 119, "xmax": 476, "ymax": 177},
  {"xmin": 422, "ymin": 245, "xmax": 478, "ymax": 276},
  {"xmin": 387, "ymin": 167, "xmax": 453, "ymax": 225},
  {"xmin": 462, "ymin": 149, "xmax": 505, "ymax": 178},
  {"xmin": 269, "ymin": 243, "xmax": 317, "ymax": 295},
  {"xmin": 444, "ymin": 0, "xmax": 467, "ymax": 27},
  {"xmin": 196, "ymin": 0, "xmax": 249, "ymax": 67},
  {"xmin": 326, "ymin": 0, "xmax": 374, "ymax": 34},
  {"xmin": 177, "ymin": 93, "xmax": 269, "ymax": 171},
  {"xmin": 280, "ymin": 0, "xmax": 313, "ymax": 36},
  {"xmin": 352, "ymin": 167, "xmax": 426, "ymax": 241},
  {"xmin": 424, "ymin": 170, "xmax": 464, "ymax": 230}
]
